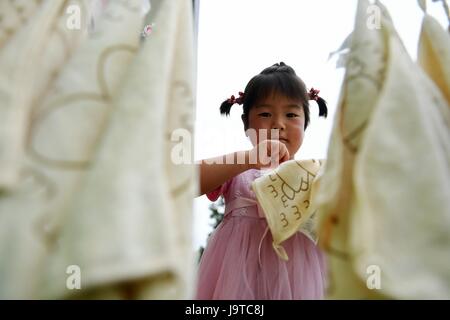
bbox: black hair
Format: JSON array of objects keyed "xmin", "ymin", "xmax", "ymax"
[{"xmin": 220, "ymin": 62, "xmax": 327, "ymax": 130}]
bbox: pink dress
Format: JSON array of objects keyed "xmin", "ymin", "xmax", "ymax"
[{"xmin": 196, "ymin": 169, "xmax": 327, "ymax": 300}]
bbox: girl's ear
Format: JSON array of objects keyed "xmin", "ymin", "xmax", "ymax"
[{"xmin": 241, "ymin": 114, "xmax": 248, "ymax": 133}]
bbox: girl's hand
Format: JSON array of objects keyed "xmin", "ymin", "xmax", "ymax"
[{"xmin": 248, "ymin": 139, "xmax": 290, "ymax": 169}]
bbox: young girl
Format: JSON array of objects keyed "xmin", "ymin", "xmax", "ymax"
[{"xmin": 197, "ymin": 62, "xmax": 328, "ymax": 300}]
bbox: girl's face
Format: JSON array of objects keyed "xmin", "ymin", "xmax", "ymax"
[{"xmin": 243, "ymin": 94, "xmax": 305, "ymax": 160}]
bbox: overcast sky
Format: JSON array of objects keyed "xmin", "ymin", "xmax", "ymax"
[{"xmin": 192, "ymin": 0, "xmax": 449, "ymax": 250}]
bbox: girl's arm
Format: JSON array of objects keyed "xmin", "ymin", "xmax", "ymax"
[
  {"xmin": 198, "ymin": 140, "xmax": 290, "ymax": 196},
  {"xmin": 199, "ymin": 150, "xmax": 253, "ymax": 196}
]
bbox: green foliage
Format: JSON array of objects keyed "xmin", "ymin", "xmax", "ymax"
[{"xmin": 197, "ymin": 197, "xmax": 225, "ymax": 262}]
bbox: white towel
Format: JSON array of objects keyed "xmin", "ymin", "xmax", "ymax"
[
  {"xmin": 418, "ymin": 8, "xmax": 450, "ymax": 105},
  {"xmin": 0, "ymin": 0, "xmax": 196, "ymax": 299},
  {"xmin": 0, "ymin": 0, "xmax": 91, "ymax": 298},
  {"xmin": 316, "ymin": 0, "xmax": 450, "ymax": 299},
  {"xmin": 0, "ymin": 0, "xmax": 86, "ymax": 190},
  {"xmin": 252, "ymin": 159, "xmax": 324, "ymax": 260}
]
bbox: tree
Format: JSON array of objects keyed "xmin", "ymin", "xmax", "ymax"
[{"xmin": 197, "ymin": 197, "xmax": 225, "ymax": 261}]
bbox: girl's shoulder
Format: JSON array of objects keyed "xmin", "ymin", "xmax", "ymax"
[{"xmin": 235, "ymin": 168, "xmax": 264, "ymax": 187}]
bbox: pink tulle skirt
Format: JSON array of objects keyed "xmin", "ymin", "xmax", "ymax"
[{"xmin": 196, "ymin": 214, "xmax": 327, "ymax": 300}]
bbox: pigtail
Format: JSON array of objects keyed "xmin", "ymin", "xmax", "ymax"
[
  {"xmin": 220, "ymin": 91, "xmax": 244, "ymax": 116},
  {"xmin": 316, "ymin": 97, "xmax": 328, "ymax": 118},
  {"xmin": 308, "ymin": 88, "xmax": 328, "ymax": 118},
  {"xmin": 220, "ymin": 99, "xmax": 234, "ymax": 116}
]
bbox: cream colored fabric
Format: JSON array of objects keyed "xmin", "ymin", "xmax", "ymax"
[
  {"xmin": 0, "ymin": 0, "xmax": 43, "ymax": 49},
  {"xmin": 316, "ymin": 0, "xmax": 450, "ymax": 299},
  {"xmin": 0, "ymin": 0, "xmax": 196, "ymax": 299},
  {"xmin": 418, "ymin": 11, "xmax": 450, "ymax": 105},
  {"xmin": 252, "ymin": 159, "xmax": 324, "ymax": 260},
  {"xmin": 0, "ymin": 0, "xmax": 91, "ymax": 298},
  {"xmin": 0, "ymin": 0, "xmax": 86, "ymax": 189}
]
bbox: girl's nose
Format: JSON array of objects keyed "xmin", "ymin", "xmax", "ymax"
[{"xmin": 271, "ymin": 117, "xmax": 286, "ymax": 130}]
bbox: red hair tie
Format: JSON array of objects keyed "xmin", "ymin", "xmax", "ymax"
[
  {"xmin": 308, "ymin": 88, "xmax": 320, "ymax": 101},
  {"xmin": 227, "ymin": 91, "xmax": 244, "ymax": 105}
]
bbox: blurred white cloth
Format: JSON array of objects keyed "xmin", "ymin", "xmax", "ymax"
[
  {"xmin": 251, "ymin": 159, "xmax": 324, "ymax": 260},
  {"xmin": 0, "ymin": 0, "xmax": 89, "ymax": 297},
  {"xmin": 0, "ymin": 0, "xmax": 196, "ymax": 299},
  {"xmin": 0, "ymin": 0, "xmax": 82, "ymax": 189},
  {"xmin": 418, "ymin": 7, "xmax": 450, "ymax": 105},
  {"xmin": 316, "ymin": 0, "xmax": 450, "ymax": 299}
]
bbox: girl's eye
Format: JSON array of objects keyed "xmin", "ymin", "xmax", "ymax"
[
  {"xmin": 287, "ymin": 113, "xmax": 299, "ymax": 118},
  {"xmin": 258, "ymin": 113, "xmax": 271, "ymax": 117}
]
